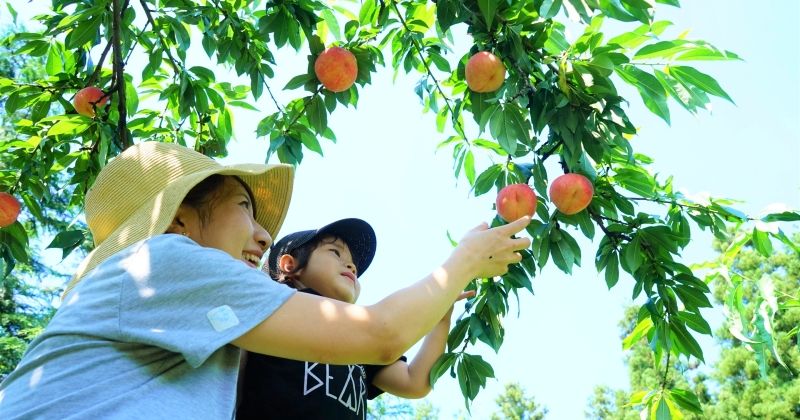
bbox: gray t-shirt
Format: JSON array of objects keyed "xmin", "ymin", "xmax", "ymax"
[{"xmin": 0, "ymin": 234, "xmax": 295, "ymax": 419}]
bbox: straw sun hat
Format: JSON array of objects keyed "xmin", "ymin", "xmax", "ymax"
[{"xmin": 63, "ymin": 141, "xmax": 294, "ymax": 297}]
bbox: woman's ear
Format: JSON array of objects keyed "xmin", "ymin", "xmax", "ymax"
[
  {"xmin": 165, "ymin": 205, "xmax": 192, "ymax": 236},
  {"xmin": 278, "ymin": 254, "xmax": 297, "ymax": 273}
]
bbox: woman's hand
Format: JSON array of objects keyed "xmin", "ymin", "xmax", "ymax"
[{"xmin": 450, "ymin": 216, "xmax": 531, "ymax": 280}]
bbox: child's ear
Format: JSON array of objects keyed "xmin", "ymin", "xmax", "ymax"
[{"xmin": 278, "ymin": 254, "xmax": 297, "ymax": 272}]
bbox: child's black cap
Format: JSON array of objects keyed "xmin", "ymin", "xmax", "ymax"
[{"xmin": 267, "ymin": 218, "xmax": 377, "ymax": 279}]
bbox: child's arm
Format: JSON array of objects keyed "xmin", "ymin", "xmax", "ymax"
[
  {"xmin": 234, "ymin": 218, "xmax": 529, "ymax": 366},
  {"xmin": 370, "ymin": 292, "xmax": 474, "ymax": 399}
]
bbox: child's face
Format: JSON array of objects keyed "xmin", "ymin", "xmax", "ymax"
[{"xmin": 297, "ymin": 237, "xmax": 360, "ymax": 303}]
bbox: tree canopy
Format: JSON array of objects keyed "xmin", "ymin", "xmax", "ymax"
[{"xmin": 0, "ymin": 0, "xmax": 798, "ymax": 417}]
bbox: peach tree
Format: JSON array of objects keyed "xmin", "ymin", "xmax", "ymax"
[{"xmin": 0, "ymin": 0, "xmax": 798, "ymax": 417}]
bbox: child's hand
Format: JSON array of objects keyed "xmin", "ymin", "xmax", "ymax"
[
  {"xmin": 443, "ymin": 290, "xmax": 477, "ymax": 321},
  {"xmin": 456, "ymin": 290, "xmax": 477, "ymax": 302}
]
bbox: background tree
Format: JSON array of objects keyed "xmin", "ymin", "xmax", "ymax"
[
  {"xmin": 491, "ymin": 382, "xmax": 548, "ymax": 420},
  {"xmin": 0, "ymin": 22, "xmax": 87, "ymax": 379},
  {"xmin": 0, "ymin": 0, "xmax": 798, "ymax": 417},
  {"xmin": 586, "ymin": 230, "xmax": 800, "ymax": 419},
  {"xmin": 367, "ymin": 395, "xmax": 439, "ymax": 420}
]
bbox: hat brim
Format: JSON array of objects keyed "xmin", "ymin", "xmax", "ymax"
[{"xmin": 65, "ymin": 163, "xmax": 293, "ymax": 295}]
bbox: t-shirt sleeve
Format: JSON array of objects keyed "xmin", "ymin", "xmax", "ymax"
[
  {"xmin": 363, "ymin": 356, "xmax": 407, "ymax": 400},
  {"xmin": 116, "ymin": 234, "xmax": 295, "ymax": 368}
]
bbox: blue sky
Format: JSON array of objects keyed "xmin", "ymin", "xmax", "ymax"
[{"xmin": 7, "ymin": 0, "xmax": 800, "ymax": 418}]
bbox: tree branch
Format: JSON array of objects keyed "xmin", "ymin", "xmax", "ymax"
[{"xmin": 112, "ymin": 0, "xmax": 131, "ymax": 148}]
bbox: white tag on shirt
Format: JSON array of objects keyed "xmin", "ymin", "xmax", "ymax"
[{"xmin": 207, "ymin": 305, "xmax": 240, "ymax": 332}]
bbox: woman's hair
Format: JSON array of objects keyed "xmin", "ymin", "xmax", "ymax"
[
  {"xmin": 181, "ymin": 174, "xmax": 256, "ymax": 226},
  {"xmin": 272, "ymin": 235, "xmax": 341, "ymax": 288}
]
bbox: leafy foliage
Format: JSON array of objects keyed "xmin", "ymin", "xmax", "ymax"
[
  {"xmin": 586, "ymin": 232, "xmax": 800, "ymax": 419},
  {"xmin": 0, "ymin": 0, "xmax": 798, "ymax": 411},
  {"xmin": 491, "ymin": 382, "xmax": 548, "ymax": 420}
]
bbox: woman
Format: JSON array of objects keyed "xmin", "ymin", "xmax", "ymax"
[{"xmin": 0, "ymin": 142, "xmax": 530, "ymax": 419}]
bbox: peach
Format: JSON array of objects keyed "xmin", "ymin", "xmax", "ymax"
[
  {"xmin": 73, "ymin": 87, "xmax": 108, "ymax": 117},
  {"xmin": 465, "ymin": 51, "xmax": 506, "ymax": 93},
  {"xmin": 0, "ymin": 192, "xmax": 21, "ymax": 228},
  {"xmin": 496, "ymin": 184, "xmax": 537, "ymax": 223},
  {"xmin": 549, "ymin": 173, "xmax": 594, "ymax": 215},
  {"xmin": 314, "ymin": 47, "xmax": 358, "ymax": 93}
]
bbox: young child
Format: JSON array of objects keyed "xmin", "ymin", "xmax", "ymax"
[{"xmin": 237, "ymin": 218, "xmax": 471, "ymax": 419}]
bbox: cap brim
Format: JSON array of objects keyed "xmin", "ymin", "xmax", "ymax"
[{"xmin": 316, "ymin": 218, "xmax": 377, "ymax": 277}]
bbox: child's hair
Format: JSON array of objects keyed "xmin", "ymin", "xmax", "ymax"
[{"xmin": 270, "ymin": 235, "xmax": 342, "ymax": 288}]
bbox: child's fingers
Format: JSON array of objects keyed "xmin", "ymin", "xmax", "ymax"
[{"xmin": 456, "ymin": 290, "xmax": 477, "ymax": 301}]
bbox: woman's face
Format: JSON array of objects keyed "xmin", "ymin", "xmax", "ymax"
[{"xmin": 182, "ymin": 177, "xmax": 271, "ymax": 268}]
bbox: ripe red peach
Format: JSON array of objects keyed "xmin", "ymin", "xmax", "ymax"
[
  {"xmin": 496, "ymin": 184, "xmax": 537, "ymax": 223},
  {"xmin": 314, "ymin": 47, "xmax": 358, "ymax": 93},
  {"xmin": 0, "ymin": 192, "xmax": 21, "ymax": 228},
  {"xmin": 73, "ymin": 87, "xmax": 108, "ymax": 117},
  {"xmin": 465, "ymin": 51, "xmax": 506, "ymax": 93},
  {"xmin": 549, "ymin": 173, "xmax": 594, "ymax": 215}
]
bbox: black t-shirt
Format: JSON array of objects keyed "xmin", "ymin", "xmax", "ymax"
[{"xmin": 236, "ymin": 289, "xmax": 404, "ymax": 420}]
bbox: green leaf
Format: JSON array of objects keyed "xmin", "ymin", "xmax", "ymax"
[
  {"xmin": 616, "ymin": 65, "xmax": 670, "ymax": 123},
  {"xmin": 489, "ymin": 106, "xmax": 517, "ymax": 155},
  {"xmin": 473, "ymin": 164, "xmax": 503, "ymax": 196},
  {"xmin": 655, "ymin": 395, "xmax": 671, "ymax": 420},
  {"xmin": 634, "ymin": 40, "xmax": 690, "ymax": 60},
  {"xmin": 540, "ymin": 0, "xmax": 563, "ymax": 18},
  {"xmin": 306, "ymin": 95, "xmax": 327, "ymax": 134},
  {"xmin": 477, "ymin": 0, "xmax": 500, "ymax": 30},
  {"xmin": 298, "ymin": 130, "xmax": 324, "ymax": 156},
  {"xmin": 46, "ymin": 44, "xmax": 64, "ymax": 75},
  {"xmin": 668, "ymin": 65, "xmax": 734, "ymax": 103},
  {"xmin": 669, "ymin": 388, "xmax": 703, "ymax": 414},
  {"xmin": 623, "ymin": 235, "xmax": 644, "ymax": 273},
  {"xmin": 429, "ymin": 352, "xmax": 457, "ymax": 386},
  {"xmin": 605, "ymin": 252, "xmax": 620, "ymax": 289},
  {"xmin": 48, "ymin": 118, "xmax": 92, "ymax": 136},
  {"xmin": 46, "ymin": 230, "xmax": 85, "ymax": 259},
  {"xmin": 761, "ymin": 211, "xmax": 800, "ymax": 222},
  {"xmin": 670, "ymin": 321, "xmax": 705, "ymax": 361},
  {"xmin": 358, "ymin": 0, "xmax": 376, "ymax": 25},
  {"xmin": 66, "ymin": 16, "xmax": 101, "ymax": 49},
  {"xmin": 285, "ymin": 74, "xmax": 315, "ymax": 91},
  {"xmin": 228, "ymin": 101, "xmax": 259, "ymax": 111},
  {"xmin": 675, "ymin": 311, "xmax": 711, "ymax": 335},
  {"xmin": 623, "ymin": 316, "xmax": 653, "ymax": 350},
  {"xmin": 673, "ymin": 285, "xmax": 712, "ymax": 309},
  {"xmin": 751, "ymin": 227, "xmax": 773, "ymax": 257},
  {"xmin": 614, "ymin": 167, "xmax": 656, "ymax": 197}
]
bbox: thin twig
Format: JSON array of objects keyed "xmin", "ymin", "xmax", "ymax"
[
  {"xmin": 139, "ymin": 0, "xmax": 182, "ymax": 74},
  {"xmin": 86, "ymin": 41, "xmax": 113, "ymax": 87},
  {"xmin": 389, "ymin": 1, "xmax": 467, "ymax": 140}
]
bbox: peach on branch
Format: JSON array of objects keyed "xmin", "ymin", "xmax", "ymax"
[
  {"xmin": 73, "ymin": 87, "xmax": 108, "ymax": 118},
  {"xmin": 496, "ymin": 184, "xmax": 537, "ymax": 223},
  {"xmin": 465, "ymin": 51, "xmax": 506, "ymax": 93},
  {"xmin": 0, "ymin": 192, "xmax": 21, "ymax": 228},
  {"xmin": 549, "ymin": 173, "xmax": 594, "ymax": 215},
  {"xmin": 314, "ymin": 47, "xmax": 358, "ymax": 93}
]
